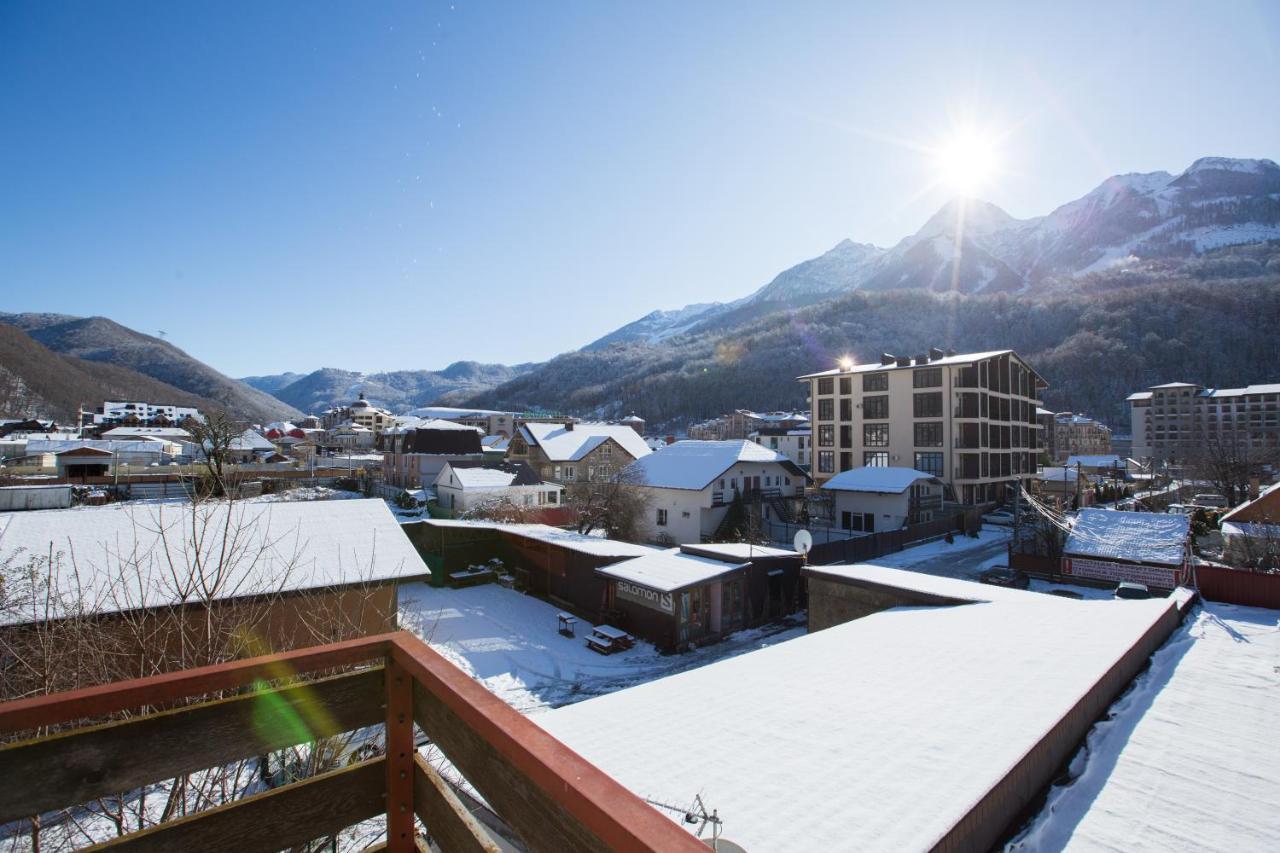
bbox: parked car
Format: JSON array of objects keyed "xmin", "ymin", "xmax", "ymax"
[
  {"xmin": 979, "ymin": 566, "xmax": 1029, "ymax": 589},
  {"xmin": 1047, "ymin": 588, "xmax": 1085, "ymax": 600},
  {"xmin": 982, "ymin": 510, "xmax": 1016, "ymax": 527},
  {"xmin": 1114, "ymin": 581, "xmax": 1152, "ymax": 600}
]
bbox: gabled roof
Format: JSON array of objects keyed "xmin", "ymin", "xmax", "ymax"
[
  {"xmin": 1064, "ymin": 509, "xmax": 1190, "ymax": 567},
  {"xmin": 1126, "ymin": 392, "xmax": 1153, "ymax": 402},
  {"xmin": 1221, "ymin": 481, "xmax": 1280, "ymax": 524},
  {"xmin": 821, "ymin": 467, "xmax": 940, "ymax": 494},
  {"xmin": 624, "ymin": 440, "xmax": 806, "ymax": 490},
  {"xmin": 519, "ymin": 422, "xmax": 652, "ymax": 463},
  {"xmin": 435, "ymin": 461, "xmax": 546, "ymax": 490}
]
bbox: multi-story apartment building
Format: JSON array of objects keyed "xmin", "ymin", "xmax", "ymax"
[
  {"xmin": 799, "ymin": 348, "xmax": 1046, "ymax": 505},
  {"xmin": 1050, "ymin": 412, "xmax": 1112, "ymax": 462},
  {"xmin": 1129, "ymin": 381, "xmax": 1280, "ymax": 463}
]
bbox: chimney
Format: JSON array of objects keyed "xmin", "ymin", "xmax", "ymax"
[
  {"xmin": 1249, "ymin": 476, "xmax": 1261, "ymax": 500},
  {"xmin": 914, "ymin": 354, "xmax": 928, "ymax": 365},
  {"xmin": 929, "ymin": 347, "xmax": 944, "ymax": 361},
  {"xmin": 896, "ymin": 356, "xmax": 911, "ymax": 367},
  {"xmin": 946, "ymin": 348, "xmax": 957, "ymax": 357},
  {"xmin": 880, "ymin": 353, "xmax": 896, "ymax": 366},
  {"xmin": 565, "ymin": 421, "xmax": 574, "ymax": 431}
]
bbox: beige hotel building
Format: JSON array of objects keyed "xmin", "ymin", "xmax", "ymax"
[{"xmin": 799, "ymin": 348, "xmax": 1047, "ymax": 505}]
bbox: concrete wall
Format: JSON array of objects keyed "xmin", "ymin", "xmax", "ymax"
[{"xmin": 805, "ymin": 571, "xmax": 967, "ymax": 632}]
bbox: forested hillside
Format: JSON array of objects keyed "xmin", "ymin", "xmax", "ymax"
[{"xmin": 466, "ymin": 243, "xmax": 1280, "ymax": 430}]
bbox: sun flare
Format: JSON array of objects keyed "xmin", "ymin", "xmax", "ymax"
[{"xmin": 933, "ymin": 128, "xmax": 1001, "ymax": 196}]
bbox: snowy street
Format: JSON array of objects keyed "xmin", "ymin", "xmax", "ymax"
[
  {"xmin": 397, "ymin": 582, "xmax": 804, "ymax": 714},
  {"xmin": 863, "ymin": 525, "xmax": 1012, "ymax": 580}
]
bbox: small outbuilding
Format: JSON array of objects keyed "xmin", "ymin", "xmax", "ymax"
[
  {"xmin": 820, "ymin": 467, "xmax": 945, "ymax": 532},
  {"xmin": 1062, "ymin": 508, "xmax": 1191, "ymax": 589}
]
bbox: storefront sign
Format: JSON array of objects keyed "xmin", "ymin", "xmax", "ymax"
[
  {"xmin": 615, "ymin": 580, "xmax": 674, "ymax": 614},
  {"xmin": 1063, "ymin": 557, "xmax": 1185, "ymax": 588}
]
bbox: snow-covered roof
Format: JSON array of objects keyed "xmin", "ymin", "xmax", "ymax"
[
  {"xmin": 420, "ymin": 519, "xmax": 657, "ymax": 559},
  {"xmin": 1035, "ymin": 407, "xmax": 1055, "ymax": 416},
  {"xmin": 444, "ymin": 467, "xmax": 518, "ymax": 489},
  {"xmin": 596, "ymin": 548, "xmax": 748, "ymax": 592},
  {"xmin": 1065, "ymin": 508, "xmax": 1190, "ymax": 567},
  {"xmin": 1065, "ymin": 454, "xmax": 1125, "ymax": 468},
  {"xmin": 0, "ymin": 499, "xmax": 430, "ymax": 626},
  {"xmin": 27, "ymin": 439, "xmax": 170, "ymax": 455},
  {"xmin": 1016, "ymin": 602, "xmax": 1280, "ymax": 851},
  {"xmin": 821, "ymin": 467, "xmax": 939, "ymax": 494},
  {"xmin": 537, "ymin": 578, "xmax": 1179, "ymax": 851},
  {"xmin": 1149, "ymin": 382, "xmax": 1200, "ymax": 389},
  {"xmin": 403, "ymin": 406, "xmax": 518, "ymax": 419},
  {"xmin": 519, "ymin": 422, "xmax": 652, "ymax": 463},
  {"xmin": 1038, "ymin": 466, "xmax": 1081, "ymax": 482},
  {"xmin": 1125, "ymin": 391, "xmax": 1153, "ymax": 402},
  {"xmin": 626, "ymin": 440, "xmax": 802, "ymax": 490},
  {"xmin": 1221, "ymin": 480, "xmax": 1280, "ymax": 524},
  {"xmin": 1204, "ymin": 383, "xmax": 1280, "ymax": 397},
  {"xmin": 100, "ymin": 426, "xmax": 193, "ymax": 438},
  {"xmin": 678, "ymin": 542, "xmax": 796, "ymax": 560},
  {"xmin": 1221, "ymin": 520, "xmax": 1280, "ymax": 539},
  {"xmin": 227, "ymin": 430, "xmax": 276, "ymax": 452},
  {"xmin": 797, "ymin": 349, "xmax": 1025, "ymax": 380}
]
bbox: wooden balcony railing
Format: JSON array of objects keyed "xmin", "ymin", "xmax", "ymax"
[{"xmin": 0, "ymin": 631, "xmax": 706, "ymax": 853}]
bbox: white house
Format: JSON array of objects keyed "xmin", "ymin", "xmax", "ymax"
[
  {"xmin": 749, "ymin": 426, "xmax": 812, "ymax": 472},
  {"xmin": 432, "ymin": 461, "xmax": 563, "ymax": 512},
  {"xmin": 820, "ymin": 467, "xmax": 945, "ymax": 533},
  {"xmin": 625, "ymin": 440, "xmax": 808, "ymax": 545}
]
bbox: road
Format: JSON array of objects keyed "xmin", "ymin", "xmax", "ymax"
[{"xmin": 865, "ymin": 526, "xmax": 1013, "ymax": 582}]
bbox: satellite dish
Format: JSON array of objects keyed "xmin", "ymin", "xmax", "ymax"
[
  {"xmin": 793, "ymin": 529, "xmax": 812, "ymax": 555},
  {"xmin": 702, "ymin": 840, "xmax": 748, "ymax": 853}
]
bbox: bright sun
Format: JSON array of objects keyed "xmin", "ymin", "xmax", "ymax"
[{"xmin": 933, "ymin": 128, "xmax": 1000, "ymax": 196}]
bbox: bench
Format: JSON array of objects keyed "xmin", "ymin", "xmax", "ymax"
[
  {"xmin": 585, "ymin": 624, "xmax": 635, "ymax": 655},
  {"xmin": 557, "ymin": 612, "xmax": 578, "ymax": 638}
]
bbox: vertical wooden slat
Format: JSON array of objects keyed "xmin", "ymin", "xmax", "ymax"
[
  {"xmin": 413, "ymin": 753, "xmax": 501, "ymax": 852},
  {"xmin": 384, "ymin": 657, "xmax": 415, "ymax": 851}
]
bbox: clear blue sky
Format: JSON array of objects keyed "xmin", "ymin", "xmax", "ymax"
[{"xmin": 2, "ymin": 1, "xmax": 1277, "ymax": 377}]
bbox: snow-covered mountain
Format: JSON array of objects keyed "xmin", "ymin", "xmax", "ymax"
[{"xmin": 588, "ymin": 156, "xmax": 1280, "ymax": 344}]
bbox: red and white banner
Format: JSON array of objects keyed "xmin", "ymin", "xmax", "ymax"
[{"xmin": 1063, "ymin": 557, "xmax": 1187, "ymax": 588}]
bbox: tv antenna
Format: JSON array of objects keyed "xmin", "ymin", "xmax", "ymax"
[{"xmin": 645, "ymin": 794, "xmax": 739, "ymax": 850}]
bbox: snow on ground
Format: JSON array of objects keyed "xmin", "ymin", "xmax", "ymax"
[
  {"xmin": 1009, "ymin": 601, "xmax": 1280, "ymax": 852},
  {"xmin": 397, "ymin": 582, "xmax": 804, "ymax": 714},
  {"xmin": 249, "ymin": 485, "xmax": 365, "ymax": 503}
]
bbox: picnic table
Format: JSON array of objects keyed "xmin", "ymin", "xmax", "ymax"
[
  {"xmin": 448, "ymin": 566, "xmax": 495, "ymax": 588},
  {"xmin": 586, "ymin": 624, "xmax": 635, "ymax": 655},
  {"xmin": 557, "ymin": 612, "xmax": 578, "ymax": 638}
]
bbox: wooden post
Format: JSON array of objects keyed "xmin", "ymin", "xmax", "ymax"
[{"xmin": 385, "ymin": 657, "xmax": 415, "ymax": 851}]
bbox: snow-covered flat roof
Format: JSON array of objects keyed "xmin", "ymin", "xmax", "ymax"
[
  {"xmin": 821, "ymin": 466, "xmax": 939, "ymax": 493},
  {"xmin": 807, "ymin": 562, "xmax": 1037, "ymax": 603},
  {"xmin": 537, "ymin": 585, "xmax": 1177, "ymax": 851},
  {"xmin": 520, "ymin": 421, "xmax": 652, "ymax": 462},
  {"xmin": 597, "ymin": 548, "xmax": 748, "ymax": 592},
  {"xmin": 797, "ymin": 349, "xmax": 1020, "ymax": 379},
  {"xmin": 627, "ymin": 440, "xmax": 800, "ymax": 490},
  {"xmin": 1064, "ymin": 454, "xmax": 1125, "ymax": 468},
  {"xmin": 1039, "ymin": 466, "xmax": 1081, "ymax": 482},
  {"xmin": 1065, "ymin": 508, "xmax": 1190, "ymax": 566},
  {"xmin": 0, "ymin": 499, "xmax": 430, "ymax": 625},
  {"xmin": 419, "ymin": 518, "xmax": 657, "ymax": 559},
  {"xmin": 1014, "ymin": 601, "xmax": 1280, "ymax": 851},
  {"xmin": 678, "ymin": 542, "xmax": 796, "ymax": 560}
]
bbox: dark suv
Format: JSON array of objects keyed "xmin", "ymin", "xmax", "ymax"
[{"xmin": 978, "ymin": 566, "xmax": 1030, "ymax": 589}]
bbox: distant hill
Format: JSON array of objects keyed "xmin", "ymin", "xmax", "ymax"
[
  {"xmin": 0, "ymin": 313, "xmax": 300, "ymax": 423},
  {"xmin": 244, "ymin": 361, "xmax": 538, "ymax": 415},
  {"xmin": 464, "ymin": 241, "xmax": 1280, "ymax": 430},
  {"xmin": 0, "ymin": 324, "xmax": 217, "ymax": 422}
]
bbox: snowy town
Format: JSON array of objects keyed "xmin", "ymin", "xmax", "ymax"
[
  {"xmin": 2, "ymin": 344, "xmax": 1278, "ymax": 851},
  {"xmin": 4, "ymin": 3, "xmax": 1280, "ymax": 852}
]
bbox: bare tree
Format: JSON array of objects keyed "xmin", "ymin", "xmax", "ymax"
[
  {"xmin": 459, "ymin": 495, "xmax": 543, "ymax": 524},
  {"xmin": 1188, "ymin": 431, "xmax": 1275, "ymax": 506},
  {"xmin": 568, "ymin": 466, "xmax": 650, "ymax": 542},
  {"xmin": 0, "ymin": 497, "xmax": 401, "ymax": 852},
  {"xmin": 185, "ymin": 409, "xmax": 247, "ymax": 499}
]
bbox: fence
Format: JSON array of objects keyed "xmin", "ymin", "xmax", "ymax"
[
  {"xmin": 805, "ymin": 512, "xmax": 975, "ymax": 566},
  {"xmin": 1193, "ymin": 564, "xmax": 1280, "ymax": 609}
]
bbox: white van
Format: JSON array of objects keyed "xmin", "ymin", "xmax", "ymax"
[{"xmin": 1193, "ymin": 493, "xmax": 1228, "ymax": 508}]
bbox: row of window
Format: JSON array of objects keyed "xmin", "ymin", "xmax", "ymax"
[
  {"xmin": 816, "ymin": 450, "xmax": 944, "ymax": 475},
  {"xmin": 815, "ymin": 367, "xmax": 942, "ymax": 397},
  {"xmin": 816, "ymin": 422, "xmax": 945, "ymax": 448}
]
